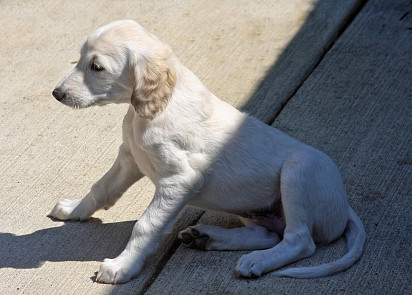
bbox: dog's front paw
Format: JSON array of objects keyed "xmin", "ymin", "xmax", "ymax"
[
  {"xmin": 96, "ymin": 257, "xmax": 140, "ymax": 284},
  {"xmin": 48, "ymin": 199, "xmax": 92, "ymax": 221}
]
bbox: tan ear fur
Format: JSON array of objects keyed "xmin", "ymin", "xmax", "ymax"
[{"xmin": 131, "ymin": 46, "xmax": 176, "ymax": 119}]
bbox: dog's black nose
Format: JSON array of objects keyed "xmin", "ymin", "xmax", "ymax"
[{"xmin": 52, "ymin": 89, "xmax": 65, "ymax": 101}]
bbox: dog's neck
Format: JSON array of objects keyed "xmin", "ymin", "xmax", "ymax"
[{"xmin": 153, "ymin": 59, "xmax": 215, "ymax": 124}]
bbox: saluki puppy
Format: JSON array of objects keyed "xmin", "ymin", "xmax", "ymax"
[{"xmin": 50, "ymin": 20, "xmax": 365, "ymax": 284}]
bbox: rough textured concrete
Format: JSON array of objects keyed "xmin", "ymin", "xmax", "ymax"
[
  {"xmin": 0, "ymin": 0, "xmax": 363, "ymax": 294},
  {"xmin": 2, "ymin": 0, "xmax": 408, "ymax": 294},
  {"xmin": 146, "ymin": 0, "xmax": 412, "ymax": 294}
]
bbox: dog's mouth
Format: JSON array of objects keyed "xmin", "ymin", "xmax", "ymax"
[
  {"xmin": 56, "ymin": 96, "xmax": 93, "ymax": 109},
  {"xmin": 54, "ymin": 93, "xmax": 108, "ymax": 109},
  {"xmin": 67, "ymin": 101, "xmax": 94, "ymax": 109}
]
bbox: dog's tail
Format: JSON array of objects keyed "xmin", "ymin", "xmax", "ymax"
[{"xmin": 274, "ymin": 206, "xmax": 365, "ymax": 278}]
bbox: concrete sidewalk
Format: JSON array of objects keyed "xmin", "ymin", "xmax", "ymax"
[
  {"xmin": 146, "ymin": 0, "xmax": 412, "ymax": 294},
  {"xmin": 0, "ymin": 0, "xmax": 410, "ymax": 294}
]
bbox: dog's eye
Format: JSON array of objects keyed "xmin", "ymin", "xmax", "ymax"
[{"xmin": 90, "ymin": 63, "xmax": 104, "ymax": 72}]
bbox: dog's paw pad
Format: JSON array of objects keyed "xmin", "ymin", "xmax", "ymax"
[
  {"xmin": 178, "ymin": 227, "xmax": 210, "ymax": 250},
  {"xmin": 191, "ymin": 228, "xmax": 201, "ymax": 237},
  {"xmin": 180, "ymin": 232, "xmax": 193, "ymax": 244},
  {"xmin": 194, "ymin": 235, "xmax": 209, "ymax": 249}
]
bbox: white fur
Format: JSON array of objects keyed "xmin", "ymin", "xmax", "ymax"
[{"xmin": 49, "ymin": 20, "xmax": 365, "ymax": 284}]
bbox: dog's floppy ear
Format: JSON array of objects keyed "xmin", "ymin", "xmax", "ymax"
[{"xmin": 131, "ymin": 46, "xmax": 176, "ymax": 119}]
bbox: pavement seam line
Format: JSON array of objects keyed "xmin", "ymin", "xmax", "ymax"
[
  {"xmin": 139, "ymin": 210, "xmax": 205, "ymax": 295},
  {"xmin": 267, "ymin": 0, "xmax": 369, "ymax": 126},
  {"xmin": 139, "ymin": 2, "xmax": 370, "ymax": 292}
]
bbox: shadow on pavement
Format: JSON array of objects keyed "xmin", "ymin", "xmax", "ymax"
[
  {"xmin": 1, "ymin": 0, "xmax": 368, "ymax": 293},
  {"xmin": 0, "ymin": 218, "xmax": 134, "ymax": 269}
]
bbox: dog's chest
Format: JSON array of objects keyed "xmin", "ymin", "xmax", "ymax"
[
  {"xmin": 123, "ymin": 110, "xmax": 204, "ymax": 183},
  {"xmin": 130, "ymin": 144, "xmax": 158, "ymax": 181},
  {"xmin": 122, "ymin": 111, "xmax": 159, "ymax": 182}
]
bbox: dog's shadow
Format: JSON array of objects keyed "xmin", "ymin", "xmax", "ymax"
[{"xmin": 0, "ymin": 218, "xmax": 134, "ymax": 269}]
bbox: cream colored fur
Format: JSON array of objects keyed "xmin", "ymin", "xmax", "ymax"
[{"xmin": 49, "ymin": 20, "xmax": 365, "ymax": 284}]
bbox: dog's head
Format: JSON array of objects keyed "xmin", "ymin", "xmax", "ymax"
[{"xmin": 52, "ymin": 20, "xmax": 176, "ymax": 119}]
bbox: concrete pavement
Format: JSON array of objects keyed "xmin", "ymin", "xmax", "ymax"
[{"xmin": 1, "ymin": 0, "xmax": 410, "ymax": 294}]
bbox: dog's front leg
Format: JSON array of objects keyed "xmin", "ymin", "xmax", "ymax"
[
  {"xmin": 49, "ymin": 145, "xmax": 142, "ymax": 220},
  {"xmin": 96, "ymin": 174, "xmax": 201, "ymax": 284}
]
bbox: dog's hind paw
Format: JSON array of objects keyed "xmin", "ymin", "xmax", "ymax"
[
  {"xmin": 178, "ymin": 226, "xmax": 210, "ymax": 249},
  {"xmin": 235, "ymin": 251, "xmax": 266, "ymax": 278}
]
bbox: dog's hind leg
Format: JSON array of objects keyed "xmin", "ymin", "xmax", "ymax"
[
  {"xmin": 178, "ymin": 219, "xmax": 280, "ymax": 251},
  {"xmin": 49, "ymin": 144, "xmax": 143, "ymax": 220},
  {"xmin": 236, "ymin": 226, "xmax": 316, "ymax": 277},
  {"xmin": 236, "ymin": 151, "xmax": 323, "ymax": 277}
]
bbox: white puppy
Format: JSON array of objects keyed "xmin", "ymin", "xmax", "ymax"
[{"xmin": 50, "ymin": 20, "xmax": 365, "ymax": 284}]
